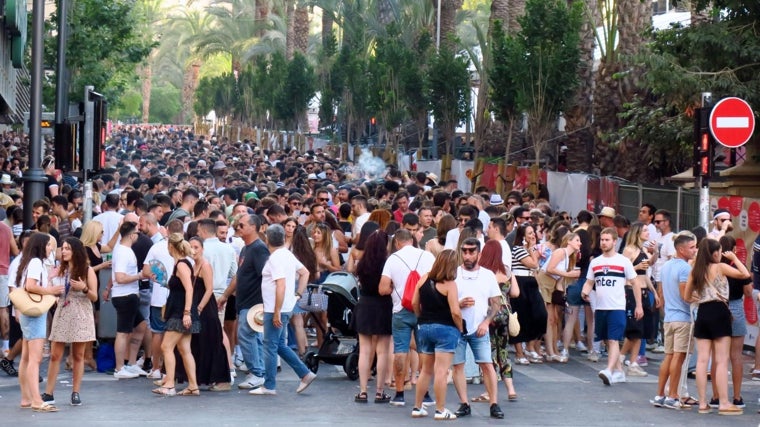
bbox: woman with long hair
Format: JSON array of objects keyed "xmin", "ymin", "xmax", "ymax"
[
  {"xmin": 536, "ymin": 226, "xmax": 570, "ymax": 362},
  {"xmin": 545, "ymin": 232, "xmax": 581, "ymax": 363},
  {"xmin": 684, "ymin": 238, "xmax": 749, "ymax": 415},
  {"xmin": 282, "ymin": 217, "xmax": 298, "ymax": 250},
  {"xmin": 509, "ymin": 224, "xmax": 547, "ymax": 364},
  {"xmin": 14, "ymin": 233, "xmax": 63, "ymax": 412},
  {"xmin": 473, "ymin": 240, "xmax": 519, "ymax": 401},
  {"xmin": 288, "ymin": 225, "xmax": 318, "ymax": 356},
  {"xmin": 425, "ymin": 214, "xmax": 457, "ymax": 257},
  {"xmin": 411, "ymin": 249, "xmax": 463, "ymax": 420},
  {"xmin": 43, "ymin": 237, "xmax": 97, "ymax": 406},
  {"xmin": 346, "ymin": 221, "xmax": 380, "ymax": 274},
  {"xmin": 312, "ymin": 222, "xmax": 340, "ymax": 283},
  {"xmin": 619, "ymin": 222, "xmax": 658, "ymax": 376},
  {"xmin": 153, "ymin": 233, "xmax": 200, "ymax": 396},
  {"xmin": 368, "ymin": 209, "xmax": 391, "ymax": 231},
  {"xmin": 353, "ymin": 230, "xmax": 393, "ymax": 403}
]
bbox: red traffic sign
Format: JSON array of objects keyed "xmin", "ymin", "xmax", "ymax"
[{"xmin": 709, "ymin": 97, "xmax": 755, "ymax": 148}]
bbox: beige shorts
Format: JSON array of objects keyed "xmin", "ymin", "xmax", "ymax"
[{"xmin": 663, "ymin": 321, "xmax": 692, "ymax": 354}]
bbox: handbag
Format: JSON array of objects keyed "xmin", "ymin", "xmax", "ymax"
[
  {"xmin": 298, "ymin": 285, "xmax": 329, "ymax": 313},
  {"xmin": 9, "ymin": 269, "xmax": 56, "ymax": 317},
  {"xmin": 492, "ymin": 294, "xmax": 520, "ymax": 337}
]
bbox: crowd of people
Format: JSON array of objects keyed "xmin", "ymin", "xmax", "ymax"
[{"xmin": 0, "ymin": 126, "xmax": 759, "ymax": 418}]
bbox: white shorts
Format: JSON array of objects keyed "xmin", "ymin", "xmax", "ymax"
[{"xmin": 0, "ymin": 275, "xmax": 9, "ymax": 308}]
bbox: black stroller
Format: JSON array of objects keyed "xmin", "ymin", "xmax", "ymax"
[{"xmin": 302, "ymin": 272, "xmax": 361, "ymax": 380}]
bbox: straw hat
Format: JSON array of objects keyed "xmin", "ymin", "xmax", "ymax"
[{"xmin": 246, "ymin": 304, "xmax": 265, "ymax": 333}]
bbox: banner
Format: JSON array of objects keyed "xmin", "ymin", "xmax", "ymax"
[
  {"xmin": 586, "ymin": 177, "xmax": 620, "ymax": 214},
  {"xmin": 451, "ymin": 160, "xmax": 475, "ymax": 193},
  {"xmin": 546, "ymin": 172, "xmax": 588, "ymax": 217},
  {"xmin": 416, "ymin": 160, "xmax": 442, "ymax": 185}
]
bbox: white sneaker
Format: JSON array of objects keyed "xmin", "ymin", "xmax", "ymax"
[
  {"xmin": 249, "ymin": 387, "xmax": 277, "ymax": 395},
  {"xmin": 626, "ymin": 362, "xmax": 648, "ymax": 377},
  {"xmin": 434, "ymin": 408, "xmax": 457, "ymax": 420},
  {"xmin": 126, "ymin": 364, "xmax": 149, "ymax": 377},
  {"xmin": 114, "ymin": 367, "xmax": 139, "ymax": 379},
  {"xmin": 296, "ymin": 372, "xmax": 317, "ymax": 393},
  {"xmin": 237, "ymin": 373, "xmax": 265, "ymax": 389},
  {"xmin": 611, "ymin": 370, "xmax": 626, "ymax": 383},
  {"xmin": 575, "ymin": 341, "xmax": 588, "ymax": 352},
  {"xmin": 587, "ymin": 351, "xmax": 600, "ymax": 362},
  {"xmin": 598, "ymin": 369, "xmax": 612, "ymax": 386},
  {"xmin": 411, "ymin": 407, "xmax": 429, "ymax": 418},
  {"xmin": 135, "ymin": 356, "xmax": 145, "ymax": 368},
  {"xmin": 147, "ymin": 369, "xmax": 163, "ymax": 379}
]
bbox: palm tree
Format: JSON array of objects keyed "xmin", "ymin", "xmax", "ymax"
[
  {"xmin": 438, "ymin": 0, "xmax": 463, "ymax": 50},
  {"xmin": 193, "ymin": 0, "xmax": 262, "ymax": 74},
  {"xmin": 507, "ymin": 0, "xmax": 525, "ymax": 32},
  {"xmin": 134, "ymin": 0, "xmax": 166, "ymax": 123},
  {"xmin": 294, "ymin": 3, "xmax": 310, "ymax": 54}
]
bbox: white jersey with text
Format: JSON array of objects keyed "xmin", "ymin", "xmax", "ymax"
[{"xmin": 586, "ymin": 253, "xmax": 636, "ymax": 311}]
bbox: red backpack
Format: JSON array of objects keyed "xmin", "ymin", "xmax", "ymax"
[{"xmin": 394, "ymin": 253, "xmax": 423, "ymax": 311}]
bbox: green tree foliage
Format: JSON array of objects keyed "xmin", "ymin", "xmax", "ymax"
[
  {"xmin": 149, "ymin": 83, "xmax": 181, "ymax": 124},
  {"xmin": 368, "ymin": 25, "xmax": 411, "ymax": 140},
  {"xmin": 42, "ymin": 0, "xmax": 155, "ymax": 105},
  {"xmin": 428, "ymin": 44, "xmax": 471, "ymax": 155},
  {"xmin": 274, "ymin": 52, "xmax": 316, "ymax": 130}
]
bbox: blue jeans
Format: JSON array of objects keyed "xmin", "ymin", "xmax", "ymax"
[
  {"xmin": 263, "ymin": 312, "xmax": 310, "ymax": 390},
  {"xmin": 238, "ymin": 308, "xmax": 265, "ymax": 377}
]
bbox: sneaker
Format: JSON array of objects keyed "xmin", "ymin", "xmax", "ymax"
[
  {"xmin": 650, "ymin": 395, "xmax": 665, "ymax": 407},
  {"xmin": 558, "ymin": 349, "xmax": 569, "ymax": 363},
  {"xmin": 0, "ymin": 358, "xmax": 18, "ymax": 376},
  {"xmin": 126, "ymin": 364, "xmax": 149, "ymax": 377},
  {"xmin": 611, "ymin": 370, "xmax": 626, "ymax": 383},
  {"xmin": 70, "ymin": 392, "xmax": 82, "ymax": 406},
  {"xmin": 249, "ymin": 387, "xmax": 277, "ymax": 395},
  {"xmin": 752, "ymin": 371, "xmax": 760, "ymax": 381},
  {"xmin": 663, "ymin": 397, "xmax": 685, "ymax": 410},
  {"xmin": 389, "ymin": 394, "xmax": 406, "ymax": 406},
  {"xmin": 296, "ymin": 372, "xmax": 317, "ymax": 393},
  {"xmin": 142, "ymin": 358, "xmax": 153, "ymax": 372},
  {"xmin": 708, "ymin": 397, "xmax": 720, "ymax": 409},
  {"xmin": 576, "ymin": 341, "xmax": 588, "ymax": 352},
  {"xmin": 411, "ymin": 407, "xmax": 429, "ymax": 418},
  {"xmin": 454, "ymin": 402, "xmax": 471, "ymax": 417},
  {"xmin": 113, "ymin": 367, "xmax": 139, "ymax": 379},
  {"xmin": 635, "ymin": 355, "xmax": 648, "ymax": 367},
  {"xmin": 434, "ymin": 408, "xmax": 457, "ymax": 420},
  {"xmin": 652, "ymin": 345, "xmax": 665, "ymax": 354},
  {"xmin": 147, "ymin": 369, "xmax": 163, "ymax": 379},
  {"xmin": 422, "ymin": 392, "xmax": 435, "ymax": 407},
  {"xmin": 41, "ymin": 393, "xmax": 55, "ymax": 405},
  {"xmin": 626, "ymin": 362, "xmax": 648, "ymax": 377},
  {"xmin": 490, "ymin": 403, "xmax": 504, "ymax": 419},
  {"xmin": 135, "ymin": 356, "xmax": 145, "ymax": 368},
  {"xmin": 234, "ymin": 356, "xmax": 249, "ymax": 373},
  {"xmin": 237, "ymin": 373, "xmax": 265, "ymax": 389},
  {"xmin": 587, "ymin": 351, "xmax": 600, "ymax": 362},
  {"xmin": 598, "ymin": 369, "xmax": 612, "ymax": 386},
  {"xmin": 733, "ymin": 397, "xmax": 745, "ymax": 409},
  {"xmin": 645, "ymin": 342, "xmax": 657, "ymax": 351}
]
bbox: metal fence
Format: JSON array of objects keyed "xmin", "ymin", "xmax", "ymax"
[{"xmin": 617, "ymin": 183, "xmax": 700, "ymax": 232}]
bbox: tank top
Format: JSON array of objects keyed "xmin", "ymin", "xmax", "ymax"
[
  {"xmin": 544, "ymin": 249, "xmax": 569, "ymax": 281},
  {"xmin": 632, "ymin": 250, "xmax": 648, "ymax": 276},
  {"xmin": 698, "ymin": 273, "xmax": 729, "ymax": 304},
  {"xmin": 417, "ymin": 279, "xmax": 456, "ymax": 328}
]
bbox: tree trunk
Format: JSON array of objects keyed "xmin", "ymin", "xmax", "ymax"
[
  {"xmin": 506, "ymin": 0, "xmax": 525, "ymax": 33},
  {"xmin": 286, "ymin": 0, "xmax": 295, "ymax": 60},
  {"xmin": 180, "ymin": 59, "xmax": 202, "ymax": 125},
  {"xmin": 321, "ymin": 7, "xmax": 333, "ymax": 49},
  {"xmin": 294, "ymin": 5, "xmax": 309, "ymax": 54},
  {"xmin": 378, "ymin": 0, "xmax": 394, "ymax": 26},
  {"xmin": 439, "ymin": 0, "xmax": 463, "ymax": 51},
  {"xmin": 141, "ymin": 62, "xmax": 152, "ymax": 124}
]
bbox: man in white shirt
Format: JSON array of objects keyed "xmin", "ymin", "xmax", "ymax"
[
  {"xmin": 92, "ymin": 194, "xmax": 124, "ymax": 246},
  {"xmin": 250, "ymin": 224, "xmax": 315, "ymax": 395},
  {"xmin": 486, "ymin": 218, "xmax": 512, "ymax": 272},
  {"xmin": 450, "ymin": 238, "xmax": 504, "ymax": 419},
  {"xmin": 351, "ymin": 195, "xmax": 371, "ymax": 244},
  {"xmin": 379, "ymin": 230, "xmax": 435, "ymax": 407},
  {"xmin": 107, "ymin": 222, "xmax": 149, "ymax": 380}
]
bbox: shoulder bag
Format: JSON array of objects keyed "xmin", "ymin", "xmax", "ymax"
[{"xmin": 9, "ymin": 268, "xmax": 56, "ymax": 317}]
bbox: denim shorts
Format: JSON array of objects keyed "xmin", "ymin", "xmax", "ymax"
[
  {"xmin": 20, "ymin": 313, "xmax": 47, "ymax": 340},
  {"xmin": 392, "ymin": 309, "xmax": 418, "ymax": 353},
  {"xmin": 454, "ymin": 332, "xmax": 492, "ymax": 364},
  {"xmin": 417, "ymin": 323, "xmax": 460, "ymax": 354},
  {"xmin": 0, "ymin": 275, "xmax": 9, "ymax": 308},
  {"xmin": 149, "ymin": 306, "xmax": 166, "ymax": 333},
  {"xmin": 138, "ymin": 289, "xmax": 151, "ymax": 321},
  {"xmin": 594, "ymin": 309, "xmax": 625, "ymax": 341},
  {"xmin": 729, "ymin": 298, "xmax": 747, "ymax": 337}
]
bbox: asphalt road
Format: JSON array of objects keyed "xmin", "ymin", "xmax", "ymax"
[{"xmin": 0, "ymin": 348, "xmax": 758, "ymax": 426}]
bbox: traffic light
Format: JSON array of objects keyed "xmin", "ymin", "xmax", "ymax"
[
  {"xmin": 92, "ymin": 98, "xmax": 107, "ymax": 171},
  {"xmin": 54, "ymin": 121, "xmax": 77, "ymax": 171},
  {"xmin": 693, "ymin": 107, "xmax": 714, "ymax": 179}
]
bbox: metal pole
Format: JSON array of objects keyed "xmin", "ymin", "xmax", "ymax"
[
  {"xmin": 83, "ymin": 181, "xmax": 93, "ymax": 224},
  {"xmin": 699, "ymin": 92, "xmax": 712, "ymax": 230},
  {"xmin": 22, "ymin": 0, "xmax": 48, "ymax": 230},
  {"xmin": 436, "ymin": 0, "xmax": 441, "ymax": 53},
  {"xmin": 54, "ymin": 0, "xmax": 69, "ymax": 126}
]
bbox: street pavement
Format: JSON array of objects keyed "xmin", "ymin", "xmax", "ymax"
[{"xmin": 0, "ymin": 348, "xmax": 758, "ymax": 426}]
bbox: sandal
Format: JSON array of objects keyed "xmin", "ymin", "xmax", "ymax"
[
  {"xmin": 681, "ymin": 397, "xmax": 698, "ymax": 406},
  {"xmin": 508, "ymin": 394, "xmax": 518, "ymax": 402},
  {"xmin": 374, "ymin": 391, "xmax": 391, "ymax": 403},
  {"xmin": 208, "ymin": 383, "xmax": 231, "ymax": 392},
  {"xmin": 471, "ymin": 394, "xmax": 490, "ymax": 403},
  {"xmin": 354, "ymin": 391, "xmax": 368, "ymax": 403},
  {"xmin": 515, "ymin": 357, "xmax": 530, "ymax": 365},
  {"xmin": 20, "ymin": 403, "xmax": 32, "ymax": 409},
  {"xmin": 177, "ymin": 388, "xmax": 200, "ymax": 396},
  {"xmin": 32, "ymin": 402, "xmax": 58, "ymax": 412},
  {"xmin": 152, "ymin": 386, "xmax": 176, "ymax": 396}
]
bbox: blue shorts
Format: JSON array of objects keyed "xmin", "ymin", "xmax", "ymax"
[
  {"xmin": 392, "ymin": 309, "xmax": 418, "ymax": 353},
  {"xmin": 149, "ymin": 306, "xmax": 166, "ymax": 333},
  {"xmin": 729, "ymin": 298, "xmax": 747, "ymax": 337},
  {"xmin": 454, "ymin": 332, "xmax": 492, "ymax": 365},
  {"xmin": 20, "ymin": 313, "xmax": 47, "ymax": 340},
  {"xmin": 139, "ymin": 289, "xmax": 151, "ymax": 321},
  {"xmin": 417, "ymin": 323, "xmax": 460, "ymax": 354},
  {"xmin": 594, "ymin": 310, "xmax": 625, "ymax": 342}
]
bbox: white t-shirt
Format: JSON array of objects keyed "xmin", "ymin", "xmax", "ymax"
[
  {"xmin": 653, "ymin": 231, "xmax": 675, "ymax": 283},
  {"xmin": 112, "ymin": 244, "xmax": 140, "ymax": 297},
  {"xmin": 92, "ymin": 210, "xmax": 124, "ymax": 246},
  {"xmin": 381, "ymin": 245, "xmax": 436, "ymax": 313},
  {"xmin": 444, "ymin": 228, "xmax": 460, "ymax": 250},
  {"xmin": 353, "ymin": 212, "xmax": 370, "ymax": 237},
  {"xmin": 455, "ymin": 266, "xmax": 501, "ymax": 335},
  {"xmin": 203, "ymin": 237, "xmax": 239, "ymax": 296},
  {"xmin": 498, "ymin": 239, "xmax": 513, "ymax": 274},
  {"xmin": 586, "ymin": 252, "xmax": 636, "ymax": 311},
  {"xmin": 143, "ymin": 241, "xmax": 174, "ymax": 307},
  {"xmin": 12, "ymin": 257, "xmax": 48, "ymax": 289},
  {"xmin": 261, "ymin": 247, "xmax": 304, "ymax": 313}
]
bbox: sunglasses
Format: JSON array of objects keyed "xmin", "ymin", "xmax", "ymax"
[
  {"xmin": 319, "ymin": 198, "xmax": 329, "ymax": 202},
  {"xmin": 461, "ymin": 247, "xmax": 478, "ymax": 254},
  {"xmin": 654, "ymin": 220, "xmax": 665, "ymax": 224},
  {"xmin": 290, "ymin": 202, "xmax": 302, "ymax": 206},
  {"xmin": 235, "ymin": 223, "xmax": 245, "ymax": 230}
]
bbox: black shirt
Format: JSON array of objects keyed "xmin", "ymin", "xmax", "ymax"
[
  {"xmin": 132, "ymin": 232, "xmax": 153, "ymax": 289},
  {"xmin": 235, "ymin": 238, "xmax": 270, "ymax": 312},
  {"xmin": 417, "ymin": 279, "xmax": 456, "ymax": 329}
]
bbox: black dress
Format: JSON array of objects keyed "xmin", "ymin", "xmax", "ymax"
[
  {"xmin": 352, "ymin": 267, "xmax": 392, "ymax": 336},
  {"xmin": 164, "ymin": 259, "xmax": 200, "ymax": 334},
  {"xmin": 86, "ymin": 244, "xmax": 104, "ymax": 311},
  {"xmin": 175, "ymin": 267, "xmax": 230, "ymax": 385}
]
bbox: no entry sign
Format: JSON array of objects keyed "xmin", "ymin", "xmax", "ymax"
[{"xmin": 709, "ymin": 97, "xmax": 755, "ymax": 148}]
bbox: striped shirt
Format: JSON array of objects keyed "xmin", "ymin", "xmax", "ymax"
[{"xmin": 511, "ymin": 246, "xmax": 533, "ymax": 276}]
